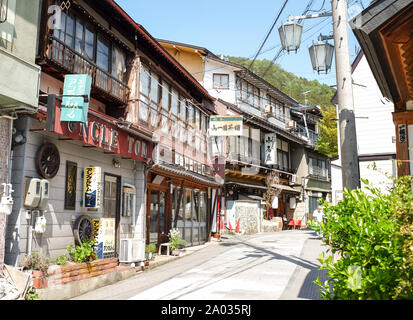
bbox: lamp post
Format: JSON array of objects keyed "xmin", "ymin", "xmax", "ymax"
[{"xmin": 278, "ymin": 0, "xmax": 360, "ymax": 190}]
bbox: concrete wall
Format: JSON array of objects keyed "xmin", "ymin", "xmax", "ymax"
[
  {"xmin": 0, "ymin": 0, "xmax": 40, "ymax": 108},
  {"xmin": 226, "ymin": 200, "xmax": 261, "ymax": 235},
  {"xmin": 5, "ymin": 117, "xmax": 146, "ymax": 266}
]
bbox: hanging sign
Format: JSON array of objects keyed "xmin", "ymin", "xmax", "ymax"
[
  {"xmin": 61, "ymin": 74, "xmax": 92, "ymax": 123},
  {"xmin": 264, "ymin": 133, "xmax": 277, "ymax": 165},
  {"xmin": 209, "ymin": 116, "xmax": 243, "ymax": 136},
  {"xmin": 84, "ymin": 166, "xmax": 102, "ymax": 208},
  {"xmin": 92, "ymin": 218, "xmax": 115, "ymax": 259}
]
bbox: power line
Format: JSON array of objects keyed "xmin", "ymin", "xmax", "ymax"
[{"xmin": 247, "ymin": 0, "xmax": 289, "ymax": 71}]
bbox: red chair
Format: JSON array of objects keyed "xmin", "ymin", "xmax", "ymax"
[
  {"xmin": 287, "ymin": 219, "xmax": 295, "ymax": 230},
  {"xmin": 295, "ymin": 220, "xmax": 302, "ymax": 230}
]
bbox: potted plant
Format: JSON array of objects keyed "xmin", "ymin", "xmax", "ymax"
[
  {"xmin": 145, "ymin": 243, "xmax": 156, "ymax": 260},
  {"xmin": 168, "ymin": 228, "xmax": 186, "ymax": 256}
]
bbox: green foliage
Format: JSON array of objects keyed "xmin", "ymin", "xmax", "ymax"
[
  {"xmin": 314, "ymin": 177, "xmax": 413, "ymax": 300},
  {"xmin": 25, "ymin": 287, "xmax": 39, "ymax": 300},
  {"xmin": 22, "ymin": 252, "xmax": 50, "ymax": 275},
  {"xmin": 168, "ymin": 228, "xmax": 185, "ymax": 251},
  {"xmin": 55, "ymin": 254, "xmax": 68, "ymax": 266},
  {"xmin": 315, "ymin": 105, "xmax": 338, "ymax": 158},
  {"xmin": 66, "ymin": 239, "xmax": 97, "ymax": 264},
  {"xmin": 226, "ymin": 56, "xmax": 338, "ymax": 158},
  {"xmin": 145, "ymin": 243, "xmax": 156, "ymax": 254}
]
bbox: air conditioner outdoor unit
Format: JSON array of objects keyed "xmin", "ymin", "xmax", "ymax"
[
  {"xmin": 288, "ymin": 120, "xmax": 297, "ymax": 129},
  {"xmin": 119, "ymin": 238, "xmax": 145, "ymax": 263}
]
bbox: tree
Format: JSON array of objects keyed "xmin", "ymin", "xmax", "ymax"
[{"xmin": 316, "ymin": 105, "xmax": 338, "ymax": 158}]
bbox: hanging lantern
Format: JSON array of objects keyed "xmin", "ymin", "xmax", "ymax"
[
  {"xmin": 308, "ymin": 39, "xmax": 335, "ymax": 74},
  {"xmin": 278, "ymin": 19, "xmax": 303, "ymax": 53}
]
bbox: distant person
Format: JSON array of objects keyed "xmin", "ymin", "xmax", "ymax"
[
  {"xmin": 282, "ymin": 214, "xmax": 288, "ymax": 230},
  {"xmin": 313, "ymin": 205, "xmax": 324, "ymax": 238}
]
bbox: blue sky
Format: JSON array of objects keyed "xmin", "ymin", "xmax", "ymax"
[{"xmin": 115, "ymin": 0, "xmax": 370, "ymax": 87}]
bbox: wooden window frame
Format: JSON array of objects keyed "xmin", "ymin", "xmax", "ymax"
[{"xmin": 213, "ymin": 73, "xmax": 230, "ymax": 89}]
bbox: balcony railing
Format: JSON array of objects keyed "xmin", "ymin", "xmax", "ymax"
[
  {"xmin": 45, "ymin": 36, "xmax": 129, "ymax": 104},
  {"xmin": 296, "ymin": 123, "xmax": 319, "ymax": 145}
]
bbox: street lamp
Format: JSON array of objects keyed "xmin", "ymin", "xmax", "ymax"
[
  {"xmin": 277, "ymin": 1, "xmax": 361, "ymax": 190},
  {"xmin": 278, "ymin": 17, "xmax": 303, "ymax": 53},
  {"xmin": 308, "ymin": 35, "xmax": 335, "ymax": 74}
]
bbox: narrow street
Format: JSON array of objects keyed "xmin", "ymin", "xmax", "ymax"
[{"xmin": 72, "ymin": 230, "xmax": 329, "ymax": 300}]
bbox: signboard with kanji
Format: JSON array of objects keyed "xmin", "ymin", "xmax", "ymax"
[
  {"xmin": 264, "ymin": 133, "xmax": 277, "ymax": 165},
  {"xmin": 209, "ymin": 116, "xmax": 243, "ymax": 136},
  {"xmin": 92, "ymin": 218, "xmax": 115, "ymax": 259},
  {"xmin": 84, "ymin": 166, "xmax": 102, "ymax": 208},
  {"xmin": 61, "ymin": 74, "xmax": 92, "ymax": 123}
]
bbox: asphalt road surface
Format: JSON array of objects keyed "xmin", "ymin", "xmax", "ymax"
[{"xmin": 73, "ymin": 230, "xmax": 328, "ymax": 300}]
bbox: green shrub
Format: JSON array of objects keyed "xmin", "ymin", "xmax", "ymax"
[
  {"xmin": 145, "ymin": 243, "xmax": 156, "ymax": 254},
  {"xmin": 22, "ymin": 252, "xmax": 50, "ymax": 275},
  {"xmin": 66, "ymin": 239, "xmax": 97, "ymax": 264},
  {"xmin": 314, "ymin": 177, "xmax": 413, "ymax": 300},
  {"xmin": 56, "ymin": 254, "xmax": 68, "ymax": 265}
]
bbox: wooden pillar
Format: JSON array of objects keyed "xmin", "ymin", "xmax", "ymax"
[{"xmin": 393, "ymin": 111, "xmax": 412, "ymax": 176}]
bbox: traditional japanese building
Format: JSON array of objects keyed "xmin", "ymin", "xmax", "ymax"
[
  {"xmin": 5, "ymin": 0, "xmax": 220, "ymax": 267},
  {"xmin": 352, "ymin": 0, "xmax": 413, "ymax": 176}
]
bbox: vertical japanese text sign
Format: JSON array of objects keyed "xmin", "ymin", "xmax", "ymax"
[
  {"xmin": 61, "ymin": 74, "xmax": 92, "ymax": 123},
  {"xmin": 84, "ymin": 166, "xmax": 102, "ymax": 208},
  {"xmin": 264, "ymin": 133, "xmax": 277, "ymax": 165}
]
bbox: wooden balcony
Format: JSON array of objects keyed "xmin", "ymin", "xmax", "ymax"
[{"xmin": 42, "ymin": 36, "xmax": 129, "ymax": 105}]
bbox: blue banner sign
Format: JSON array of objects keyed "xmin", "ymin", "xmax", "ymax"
[{"xmin": 61, "ymin": 74, "xmax": 92, "ymax": 123}]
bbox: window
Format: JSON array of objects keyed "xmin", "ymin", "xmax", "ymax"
[
  {"xmin": 112, "ymin": 46, "xmax": 126, "ymax": 81},
  {"xmin": 161, "ymin": 80, "xmax": 170, "ymax": 110},
  {"xmin": 277, "ymin": 139, "xmax": 289, "ymax": 169},
  {"xmin": 96, "ymin": 36, "xmax": 110, "ymax": 72},
  {"xmin": 171, "ymin": 89, "xmax": 179, "ymax": 116},
  {"xmin": 180, "ymin": 100, "xmax": 187, "ymax": 122},
  {"xmin": 213, "ymin": 74, "xmax": 229, "ymax": 89},
  {"xmin": 309, "ymin": 157, "xmax": 328, "ymax": 178},
  {"xmin": 187, "ymin": 104, "xmax": 194, "ymax": 126}
]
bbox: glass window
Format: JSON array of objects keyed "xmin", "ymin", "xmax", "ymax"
[
  {"xmin": 140, "ymin": 67, "xmax": 150, "ymax": 98},
  {"xmin": 112, "ymin": 46, "xmax": 126, "ymax": 82},
  {"xmin": 84, "ymin": 27, "xmax": 95, "ymax": 61},
  {"xmin": 180, "ymin": 100, "xmax": 187, "ymax": 122},
  {"xmin": 150, "ymin": 73, "xmax": 160, "ymax": 104},
  {"xmin": 213, "ymin": 74, "xmax": 229, "ymax": 89},
  {"xmin": 253, "ymin": 87, "xmax": 260, "ymax": 108},
  {"xmin": 75, "ymin": 19, "xmax": 84, "ymax": 54},
  {"xmin": 161, "ymin": 81, "xmax": 170, "ymax": 110},
  {"xmin": 65, "ymin": 14, "xmax": 75, "ymax": 47},
  {"xmin": 96, "ymin": 36, "xmax": 110, "ymax": 72},
  {"xmin": 54, "ymin": 11, "xmax": 66, "ymax": 41},
  {"xmin": 195, "ymin": 109, "xmax": 200, "ymax": 131},
  {"xmin": 188, "ymin": 104, "xmax": 194, "ymax": 126},
  {"xmin": 171, "ymin": 89, "xmax": 179, "ymax": 116}
]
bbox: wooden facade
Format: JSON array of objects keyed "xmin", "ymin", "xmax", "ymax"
[{"xmin": 352, "ymin": 0, "xmax": 413, "ymax": 176}]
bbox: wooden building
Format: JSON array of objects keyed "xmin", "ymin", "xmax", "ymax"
[{"xmin": 352, "ymin": 0, "xmax": 413, "ymax": 176}]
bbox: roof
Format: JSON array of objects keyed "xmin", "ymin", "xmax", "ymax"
[
  {"xmin": 155, "ymin": 38, "xmax": 298, "ymax": 107},
  {"xmin": 99, "ymin": 0, "xmax": 215, "ymax": 104},
  {"xmin": 351, "ymin": 0, "xmax": 413, "ymax": 104},
  {"xmin": 206, "ymin": 55, "xmax": 299, "ymax": 106},
  {"xmin": 150, "ymin": 162, "xmax": 223, "ymax": 187}
]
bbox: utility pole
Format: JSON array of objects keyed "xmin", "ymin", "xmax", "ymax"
[{"xmin": 331, "ymin": 0, "xmax": 360, "ymax": 189}]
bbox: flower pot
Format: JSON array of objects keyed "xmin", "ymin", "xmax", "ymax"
[
  {"xmin": 171, "ymin": 249, "xmax": 180, "ymax": 256},
  {"xmin": 145, "ymin": 252, "xmax": 152, "ymax": 260}
]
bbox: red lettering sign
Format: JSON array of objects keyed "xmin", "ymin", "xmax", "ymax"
[{"xmin": 50, "ymin": 101, "xmax": 152, "ymax": 162}]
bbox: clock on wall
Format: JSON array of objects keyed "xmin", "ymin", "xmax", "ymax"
[{"xmin": 35, "ymin": 142, "xmax": 61, "ymax": 179}]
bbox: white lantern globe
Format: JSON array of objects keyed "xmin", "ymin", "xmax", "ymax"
[{"xmin": 278, "ymin": 19, "xmax": 303, "ymax": 53}]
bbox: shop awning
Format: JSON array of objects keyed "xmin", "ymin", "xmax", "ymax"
[
  {"xmin": 225, "ymin": 182, "xmax": 267, "ymax": 190},
  {"xmin": 271, "ymin": 184, "xmax": 300, "ymax": 194},
  {"xmin": 151, "ymin": 162, "xmax": 223, "ymax": 187}
]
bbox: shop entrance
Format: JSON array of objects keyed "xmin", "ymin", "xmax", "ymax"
[
  {"xmin": 103, "ymin": 174, "xmax": 121, "ymax": 257},
  {"xmin": 148, "ymin": 190, "xmax": 166, "ymax": 245}
]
